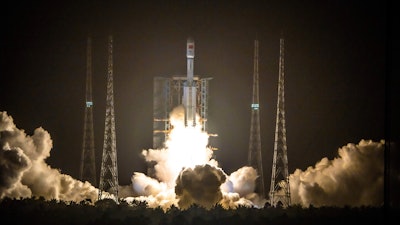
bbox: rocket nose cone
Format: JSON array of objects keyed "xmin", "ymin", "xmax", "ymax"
[{"xmin": 187, "ymin": 37, "xmax": 194, "ymax": 44}]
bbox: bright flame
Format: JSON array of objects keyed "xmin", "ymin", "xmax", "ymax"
[
  {"xmin": 164, "ymin": 123, "xmax": 216, "ymax": 180},
  {"xmin": 141, "ymin": 106, "xmax": 218, "ymax": 188}
]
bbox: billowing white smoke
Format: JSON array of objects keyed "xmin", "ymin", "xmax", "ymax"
[
  {"xmin": 0, "ymin": 111, "xmax": 98, "ymax": 202},
  {"xmin": 129, "ymin": 105, "xmax": 385, "ymax": 209},
  {"xmin": 220, "ymin": 166, "xmax": 266, "ymax": 208},
  {"xmin": 290, "ymin": 139, "xmax": 384, "ymax": 207},
  {"xmin": 129, "ymin": 106, "xmax": 266, "ymax": 210},
  {"xmin": 1, "ymin": 110, "xmax": 385, "ymax": 209}
]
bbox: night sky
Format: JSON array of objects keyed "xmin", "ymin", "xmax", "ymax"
[{"xmin": 1, "ymin": 0, "xmax": 393, "ymax": 189}]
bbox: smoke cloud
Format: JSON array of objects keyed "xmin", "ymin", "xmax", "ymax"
[
  {"xmin": 289, "ymin": 139, "xmax": 384, "ymax": 207},
  {"xmin": 0, "ymin": 144, "xmax": 32, "ymax": 199},
  {"xmin": 175, "ymin": 164, "xmax": 226, "ymax": 209},
  {"xmin": 0, "ymin": 111, "xmax": 98, "ymax": 202},
  {"xmin": 1, "ymin": 110, "xmax": 385, "ymax": 209},
  {"xmin": 129, "ymin": 105, "xmax": 384, "ymax": 209}
]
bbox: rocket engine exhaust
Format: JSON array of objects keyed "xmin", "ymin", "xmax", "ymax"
[{"xmin": 183, "ymin": 37, "xmax": 196, "ymax": 127}]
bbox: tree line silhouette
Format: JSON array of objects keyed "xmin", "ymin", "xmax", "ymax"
[{"xmin": 1, "ymin": 197, "xmax": 397, "ymax": 225}]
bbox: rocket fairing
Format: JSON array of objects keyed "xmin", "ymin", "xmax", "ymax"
[
  {"xmin": 186, "ymin": 37, "xmax": 195, "ymax": 77},
  {"xmin": 183, "ymin": 37, "xmax": 197, "ymax": 127}
]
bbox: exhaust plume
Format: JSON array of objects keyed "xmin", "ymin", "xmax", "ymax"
[{"xmin": 129, "ymin": 106, "xmax": 265, "ymax": 210}]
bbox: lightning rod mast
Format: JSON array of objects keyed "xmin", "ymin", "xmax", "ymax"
[
  {"xmin": 269, "ymin": 36, "xmax": 291, "ymax": 207},
  {"xmin": 80, "ymin": 36, "xmax": 97, "ymax": 186},
  {"xmin": 248, "ymin": 39, "xmax": 265, "ymax": 199},
  {"xmin": 99, "ymin": 35, "xmax": 119, "ymax": 203}
]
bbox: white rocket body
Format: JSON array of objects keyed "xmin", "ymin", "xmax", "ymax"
[{"xmin": 183, "ymin": 38, "xmax": 197, "ymax": 127}]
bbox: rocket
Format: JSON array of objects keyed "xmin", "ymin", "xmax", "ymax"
[{"xmin": 182, "ymin": 37, "xmax": 197, "ymax": 127}]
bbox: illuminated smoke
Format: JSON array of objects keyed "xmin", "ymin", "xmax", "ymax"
[
  {"xmin": 175, "ymin": 164, "xmax": 226, "ymax": 209},
  {"xmin": 0, "ymin": 144, "xmax": 31, "ymax": 199},
  {"xmin": 1, "ymin": 110, "xmax": 385, "ymax": 209},
  {"xmin": 0, "ymin": 111, "xmax": 98, "ymax": 202},
  {"xmin": 289, "ymin": 139, "xmax": 384, "ymax": 207},
  {"xmin": 129, "ymin": 105, "xmax": 384, "ymax": 209},
  {"xmin": 129, "ymin": 106, "xmax": 265, "ymax": 210}
]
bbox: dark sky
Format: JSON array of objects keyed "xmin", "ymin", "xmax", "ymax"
[{"xmin": 1, "ymin": 0, "xmax": 391, "ymax": 187}]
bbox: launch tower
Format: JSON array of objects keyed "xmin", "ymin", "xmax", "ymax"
[
  {"xmin": 269, "ymin": 37, "xmax": 291, "ymax": 207},
  {"xmin": 153, "ymin": 38, "xmax": 213, "ymax": 150},
  {"xmin": 248, "ymin": 39, "xmax": 265, "ymax": 198},
  {"xmin": 99, "ymin": 35, "xmax": 119, "ymax": 202},
  {"xmin": 80, "ymin": 37, "xmax": 97, "ymax": 186}
]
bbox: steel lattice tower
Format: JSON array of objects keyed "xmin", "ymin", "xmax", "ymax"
[
  {"xmin": 99, "ymin": 35, "xmax": 119, "ymax": 202},
  {"xmin": 269, "ymin": 37, "xmax": 291, "ymax": 207},
  {"xmin": 248, "ymin": 39, "xmax": 265, "ymax": 198},
  {"xmin": 80, "ymin": 37, "xmax": 97, "ymax": 186}
]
